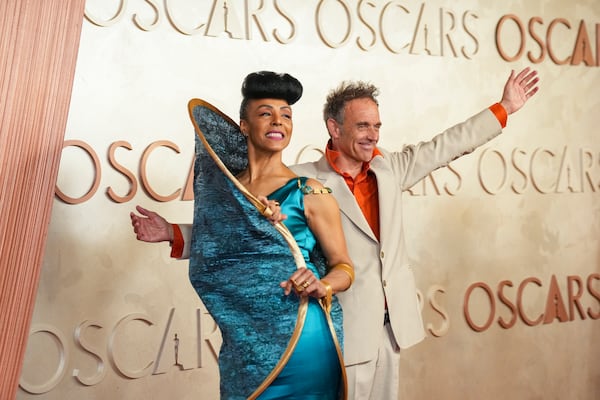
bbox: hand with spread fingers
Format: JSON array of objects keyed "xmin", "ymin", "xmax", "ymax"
[
  {"xmin": 130, "ymin": 205, "xmax": 173, "ymax": 243},
  {"xmin": 499, "ymin": 67, "xmax": 540, "ymax": 115}
]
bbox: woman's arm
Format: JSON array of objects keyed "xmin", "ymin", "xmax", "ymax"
[{"xmin": 281, "ymin": 178, "xmax": 354, "ymax": 299}]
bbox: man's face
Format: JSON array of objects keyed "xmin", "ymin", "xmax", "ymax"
[{"xmin": 330, "ymin": 97, "xmax": 381, "ymax": 165}]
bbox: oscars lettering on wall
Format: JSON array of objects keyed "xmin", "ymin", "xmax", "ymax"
[
  {"xmin": 83, "ymin": 0, "xmax": 599, "ymax": 65},
  {"xmin": 55, "ymin": 139, "xmax": 600, "ymax": 204},
  {"xmin": 21, "ymin": 273, "xmax": 600, "ymax": 393},
  {"xmin": 495, "ymin": 14, "xmax": 600, "ymax": 66},
  {"xmin": 20, "ymin": 288, "xmax": 448, "ymax": 393},
  {"xmin": 83, "ymin": 0, "xmax": 480, "ymax": 57},
  {"xmin": 20, "ymin": 309, "xmax": 221, "ymax": 394},
  {"xmin": 464, "ymin": 273, "xmax": 600, "ymax": 332}
]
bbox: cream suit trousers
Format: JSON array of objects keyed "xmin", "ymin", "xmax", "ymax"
[{"xmin": 346, "ymin": 321, "xmax": 401, "ymax": 400}]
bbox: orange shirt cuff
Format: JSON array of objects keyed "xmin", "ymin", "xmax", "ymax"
[
  {"xmin": 170, "ymin": 224, "xmax": 184, "ymax": 259},
  {"xmin": 489, "ymin": 103, "xmax": 507, "ymax": 128}
]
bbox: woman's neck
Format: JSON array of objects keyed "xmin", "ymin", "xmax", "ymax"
[{"xmin": 238, "ymin": 155, "xmax": 295, "ymax": 197}]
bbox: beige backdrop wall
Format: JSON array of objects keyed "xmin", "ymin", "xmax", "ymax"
[{"xmin": 18, "ymin": 1, "xmax": 600, "ymax": 399}]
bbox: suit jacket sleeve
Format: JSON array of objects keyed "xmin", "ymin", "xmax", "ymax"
[
  {"xmin": 388, "ymin": 108, "xmax": 503, "ymax": 190},
  {"xmin": 178, "ymin": 223, "xmax": 193, "ymax": 259}
]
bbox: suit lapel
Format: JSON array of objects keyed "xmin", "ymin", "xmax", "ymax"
[
  {"xmin": 370, "ymin": 156, "xmax": 396, "ymax": 246},
  {"xmin": 314, "ymin": 157, "xmax": 378, "ymax": 243}
]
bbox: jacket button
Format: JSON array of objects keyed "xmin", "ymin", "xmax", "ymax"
[
  {"xmin": 383, "ymin": 280, "xmax": 387, "ymax": 287},
  {"xmin": 380, "ymin": 251, "xmax": 385, "ymax": 259}
]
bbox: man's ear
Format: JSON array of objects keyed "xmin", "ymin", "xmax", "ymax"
[{"xmin": 326, "ymin": 118, "xmax": 340, "ymax": 139}]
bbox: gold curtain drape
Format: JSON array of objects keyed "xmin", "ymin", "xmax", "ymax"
[{"xmin": 0, "ymin": 1, "xmax": 85, "ymax": 398}]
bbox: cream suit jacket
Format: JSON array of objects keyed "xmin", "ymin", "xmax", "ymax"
[
  {"xmin": 178, "ymin": 108, "xmax": 503, "ymax": 366},
  {"xmin": 290, "ymin": 108, "xmax": 503, "ymax": 366}
]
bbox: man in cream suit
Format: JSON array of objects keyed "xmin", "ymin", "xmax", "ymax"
[
  {"xmin": 131, "ymin": 67, "xmax": 539, "ymax": 399},
  {"xmin": 287, "ymin": 67, "xmax": 539, "ymax": 399}
]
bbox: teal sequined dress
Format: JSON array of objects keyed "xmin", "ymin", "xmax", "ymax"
[{"xmin": 187, "ymin": 100, "xmax": 345, "ymax": 399}]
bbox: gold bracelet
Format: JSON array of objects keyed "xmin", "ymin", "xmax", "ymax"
[
  {"xmin": 320, "ymin": 279, "xmax": 333, "ymax": 314},
  {"xmin": 332, "ymin": 263, "xmax": 355, "ymax": 285}
]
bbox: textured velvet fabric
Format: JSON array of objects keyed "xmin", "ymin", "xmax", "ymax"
[{"xmin": 188, "ymin": 101, "xmax": 343, "ymax": 399}]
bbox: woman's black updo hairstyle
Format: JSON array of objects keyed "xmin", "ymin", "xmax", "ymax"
[{"xmin": 239, "ymin": 71, "xmax": 303, "ymax": 119}]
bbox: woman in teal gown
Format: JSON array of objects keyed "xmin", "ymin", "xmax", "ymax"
[{"xmin": 187, "ymin": 72, "xmax": 355, "ymax": 399}]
